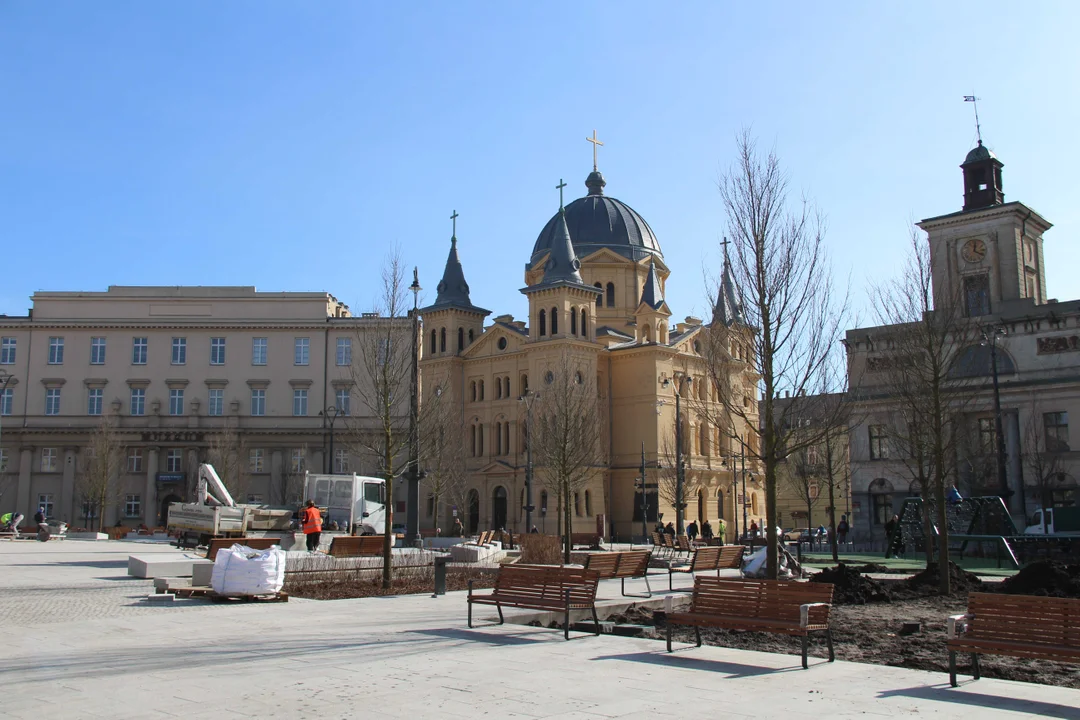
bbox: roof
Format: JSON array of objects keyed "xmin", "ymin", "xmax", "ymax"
[
  {"xmin": 639, "ymin": 259, "xmax": 665, "ymax": 310},
  {"xmin": 422, "ymin": 237, "xmax": 490, "ymax": 316},
  {"xmin": 963, "ymin": 141, "xmax": 998, "ymax": 166},
  {"xmin": 713, "ymin": 250, "xmax": 745, "ymax": 327}
]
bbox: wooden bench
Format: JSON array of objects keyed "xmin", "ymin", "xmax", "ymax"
[
  {"xmin": 467, "ymin": 530, "xmax": 495, "ymax": 546},
  {"xmin": 584, "ymin": 550, "xmax": 653, "ymax": 597},
  {"xmin": 328, "ymin": 535, "xmax": 384, "ymax": 557},
  {"xmin": 467, "ymin": 565, "xmax": 601, "ymax": 640},
  {"xmin": 666, "ymin": 577, "xmax": 835, "ymax": 668},
  {"xmin": 946, "ymin": 592, "xmax": 1080, "ymax": 687},
  {"xmin": 571, "ymin": 532, "xmax": 602, "ymax": 549},
  {"xmin": 668, "ymin": 545, "xmax": 744, "ymax": 590},
  {"xmin": 206, "ymin": 537, "xmax": 282, "ymax": 561}
]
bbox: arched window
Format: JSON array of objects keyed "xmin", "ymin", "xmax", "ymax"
[
  {"xmin": 477, "ymin": 424, "xmax": 484, "ymax": 456},
  {"xmin": 429, "ymin": 329, "xmax": 437, "ymax": 354},
  {"xmin": 479, "ymin": 380, "xmax": 485, "ymax": 401},
  {"xmin": 594, "ymin": 283, "xmax": 603, "ymax": 307},
  {"xmin": 469, "ymin": 329, "xmax": 474, "ymax": 343},
  {"xmin": 716, "ymin": 489, "xmax": 725, "ymax": 520},
  {"xmin": 495, "ymin": 379, "xmax": 502, "ymax": 400},
  {"xmin": 470, "ymin": 381, "xmax": 477, "ymax": 402},
  {"xmin": 699, "ymin": 424, "xmax": 709, "ymax": 455},
  {"xmin": 503, "ymin": 422, "xmax": 510, "ymax": 454},
  {"xmin": 580, "ymin": 309, "xmax": 587, "ymax": 336},
  {"xmin": 470, "ymin": 425, "xmax": 477, "ymax": 457},
  {"xmin": 457, "ymin": 327, "xmax": 464, "ymax": 352},
  {"xmin": 574, "ymin": 492, "xmax": 582, "ymax": 517},
  {"xmin": 570, "ymin": 308, "xmax": 577, "ymax": 335},
  {"xmin": 504, "ymin": 377, "xmax": 511, "ymax": 397},
  {"xmin": 643, "ymin": 325, "xmax": 652, "ymax": 343},
  {"xmin": 440, "ymin": 327, "xmax": 446, "ymax": 352},
  {"xmin": 551, "ymin": 307, "xmax": 558, "ymax": 335},
  {"xmin": 606, "ymin": 282, "xmax": 615, "ymax": 307},
  {"xmin": 539, "ymin": 309, "xmax": 546, "ymax": 337},
  {"xmin": 495, "ymin": 422, "xmax": 502, "ymax": 455},
  {"xmin": 585, "ymin": 490, "xmax": 592, "ymax": 517},
  {"xmin": 520, "ymin": 374, "xmax": 528, "ymax": 394}
]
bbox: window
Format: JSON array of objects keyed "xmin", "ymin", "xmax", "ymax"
[
  {"xmin": 429, "ymin": 329, "xmax": 437, "ymax": 354},
  {"xmin": 570, "ymin": 309, "xmax": 577, "ymax": 335},
  {"xmin": 124, "ymin": 494, "xmax": 141, "ymax": 518},
  {"xmin": 48, "ymin": 337, "xmax": 64, "ymax": 364},
  {"xmin": 574, "ymin": 492, "xmax": 582, "ymax": 517},
  {"xmin": 87, "ymin": 388, "xmax": 103, "ymax": 416},
  {"xmin": 873, "ymin": 493, "xmax": 894, "ymax": 526},
  {"xmin": 0, "ymin": 448, "xmax": 8, "ymax": 472},
  {"xmin": 247, "ymin": 494, "xmax": 265, "ymax": 504},
  {"xmin": 478, "ymin": 380, "xmax": 485, "ymax": 401},
  {"xmin": 334, "ymin": 449, "xmax": 349, "ymax": 473},
  {"xmin": 539, "ymin": 309, "xmax": 546, "ymax": 336},
  {"xmin": 868, "ymin": 425, "xmax": 888, "ymax": 460},
  {"xmin": 963, "ymin": 274, "xmax": 991, "ymax": 317},
  {"xmin": 336, "ymin": 337, "xmax": 352, "ymax": 366},
  {"xmin": 427, "ymin": 493, "xmax": 434, "ymax": 518},
  {"xmin": 606, "ymin": 282, "xmax": 615, "ymax": 307},
  {"xmin": 169, "ymin": 388, "xmax": 184, "ymax": 416},
  {"xmin": 249, "ymin": 449, "xmax": 265, "ymax": 473},
  {"xmin": 293, "ymin": 389, "xmax": 308, "ymax": 416},
  {"xmin": 210, "ymin": 338, "xmax": 226, "ymax": 365},
  {"xmin": 45, "ymin": 388, "xmax": 61, "ymax": 416},
  {"xmin": 0, "ymin": 387, "xmax": 12, "ymax": 416},
  {"xmin": 978, "ymin": 417, "xmax": 997, "ymax": 454},
  {"xmin": 335, "ymin": 388, "xmax": 350, "ymax": 416},
  {"xmin": 585, "ymin": 490, "xmax": 592, "ymax": 517},
  {"xmin": 250, "ymin": 389, "xmax": 266, "ymax": 416},
  {"xmin": 90, "ymin": 337, "xmax": 106, "ymax": 365},
  {"xmin": 1045, "ymin": 412, "xmax": 1070, "ymax": 453},
  {"xmin": 132, "ymin": 337, "xmax": 148, "ymax": 365},
  {"xmin": 127, "ymin": 448, "xmax": 144, "ymax": 473},
  {"xmin": 290, "ymin": 449, "xmax": 306, "ymax": 474},
  {"xmin": 252, "ymin": 337, "xmax": 267, "ymax": 365},
  {"xmin": 171, "ymin": 337, "xmax": 187, "ymax": 365},
  {"xmin": 457, "ymin": 327, "xmax": 464, "ymax": 352},
  {"xmin": 37, "ymin": 494, "xmax": 54, "ymax": 517},
  {"xmin": 440, "ymin": 328, "xmax": 446, "ymax": 353},
  {"xmin": 166, "ymin": 450, "xmax": 183, "ymax": 472},
  {"xmin": 0, "ymin": 337, "xmax": 15, "ymax": 364},
  {"xmin": 41, "ymin": 447, "xmax": 58, "ymax": 472},
  {"xmin": 294, "ymin": 337, "xmax": 309, "ymax": 366},
  {"xmin": 208, "ymin": 389, "xmax": 224, "ymax": 417},
  {"xmin": 377, "ymin": 339, "xmax": 390, "ymax": 364},
  {"xmin": 551, "ymin": 307, "xmax": 558, "ymax": 334},
  {"xmin": 593, "ymin": 283, "xmax": 603, "ymax": 307},
  {"xmin": 130, "ymin": 388, "xmax": 145, "ymax": 416},
  {"xmin": 580, "ymin": 308, "xmax": 587, "ymax": 337}
]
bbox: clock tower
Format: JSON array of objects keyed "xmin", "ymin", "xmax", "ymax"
[{"xmin": 917, "ymin": 143, "xmax": 1052, "ymax": 317}]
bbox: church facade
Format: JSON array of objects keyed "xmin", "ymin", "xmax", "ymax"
[{"xmin": 419, "ymin": 163, "xmax": 760, "ymax": 541}]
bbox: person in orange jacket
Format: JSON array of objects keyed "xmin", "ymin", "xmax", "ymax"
[{"xmin": 301, "ymin": 500, "xmax": 323, "ymax": 552}]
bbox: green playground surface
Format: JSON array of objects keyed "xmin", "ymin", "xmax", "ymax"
[{"xmin": 798, "ymin": 551, "xmax": 1019, "ymax": 577}]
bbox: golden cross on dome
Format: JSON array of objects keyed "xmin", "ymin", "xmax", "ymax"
[{"xmin": 586, "ymin": 129, "xmax": 604, "ymax": 171}]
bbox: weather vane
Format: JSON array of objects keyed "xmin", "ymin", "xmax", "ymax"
[{"xmin": 964, "ymin": 95, "xmax": 982, "ymax": 144}]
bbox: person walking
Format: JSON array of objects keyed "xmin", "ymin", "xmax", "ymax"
[
  {"xmin": 884, "ymin": 513, "xmax": 899, "ymax": 559},
  {"xmin": 716, "ymin": 518, "xmax": 727, "ymax": 544},
  {"xmin": 452, "ymin": 517, "xmax": 465, "ymax": 537},
  {"xmin": 664, "ymin": 521, "xmax": 676, "ymax": 537},
  {"xmin": 749, "ymin": 520, "xmax": 759, "ymax": 539},
  {"xmin": 701, "ymin": 519, "xmax": 713, "ymax": 543},
  {"xmin": 836, "ymin": 515, "xmax": 850, "ymax": 546},
  {"xmin": 686, "ymin": 520, "xmax": 699, "ymax": 542},
  {"xmin": 301, "ymin": 500, "xmax": 323, "ymax": 553},
  {"xmin": 33, "ymin": 506, "xmax": 50, "ymax": 542}
]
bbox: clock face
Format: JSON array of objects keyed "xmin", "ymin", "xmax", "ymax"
[{"xmin": 962, "ymin": 239, "xmax": 987, "ymax": 263}]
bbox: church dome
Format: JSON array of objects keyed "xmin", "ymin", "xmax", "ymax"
[{"xmin": 529, "ymin": 171, "xmax": 662, "ymax": 266}]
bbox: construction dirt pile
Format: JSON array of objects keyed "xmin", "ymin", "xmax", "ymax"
[
  {"xmin": 1000, "ymin": 560, "xmax": 1080, "ymax": 598},
  {"xmin": 892, "ymin": 562, "xmax": 982, "ymax": 599},
  {"xmin": 810, "ymin": 563, "xmax": 891, "ymax": 604}
]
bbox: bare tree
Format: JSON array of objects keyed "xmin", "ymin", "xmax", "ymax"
[
  {"xmin": 1023, "ymin": 398, "xmax": 1068, "ymax": 534},
  {"xmin": 76, "ymin": 415, "xmax": 126, "ymax": 532},
  {"xmin": 866, "ymin": 230, "xmax": 979, "ymax": 594},
  {"xmin": 348, "ymin": 249, "xmax": 415, "ymax": 588},
  {"xmin": 531, "ymin": 350, "xmax": 606, "ymax": 562},
  {"xmin": 421, "ymin": 386, "xmax": 466, "ymax": 535},
  {"xmin": 782, "ymin": 444, "xmax": 823, "ymax": 535},
  {"xmin": 716, "ymin": 130, "xmax": 848, "ymax": 579},
  {"xmin": 280, "ymin": 444, "xmax": 308, "ymax": 507},
  {"xmin": 203, "ymin": 421, "xmax": 250, "ymax": 501}
]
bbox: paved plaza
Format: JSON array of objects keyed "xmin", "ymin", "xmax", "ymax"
[{"xmin": 1, "ymin": 541, "xmax": 1078, "ymax": 720}]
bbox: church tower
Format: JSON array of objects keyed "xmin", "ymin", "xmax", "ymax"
[
  {"xmin": 918, "ymin": 143, "xmax": 1052, "ymax": 317},
  {"xmin": 633, "ymin": 258, "xmax": 671, "ymax": 344},
  {"xmin": 421, "ymin": 220, "xmax": 490, "ymax": 359}
]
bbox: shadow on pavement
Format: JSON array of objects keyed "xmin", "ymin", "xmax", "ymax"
[
  {"xmin": 410, "ymin": 627, "xmax": 551, "ymax": 645},
  {"xmin": 590, "ymin": 649, "xmax": 806, "ymax": 678},
  {"xmin": 877, "ymin": 684, "xmax": 1080, "ymax": 719}
]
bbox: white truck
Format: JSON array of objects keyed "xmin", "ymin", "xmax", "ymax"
[
  {"xmin": 167, "ymin": 464, "xmax": 292, "ymax": 544},
  {"xmin": 303, "ymin": 472, "xmax": 386, "ymax": 536},
  {"xmin": 1024, "ymin": 506, "xmax": 1080, "ymax": 536}
]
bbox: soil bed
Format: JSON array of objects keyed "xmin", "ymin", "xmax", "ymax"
[
  {"xmin": 285, "ymin": 567, "xmax": 496, "ymax": 600},
  {"xmin": 1000, "ymin": 560, "xmax": 1080, "ymax": 598}
]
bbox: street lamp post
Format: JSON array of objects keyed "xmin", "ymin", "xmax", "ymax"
[
  {"xmin": 406, "ymin": 267, "xmax": 422, "ymax": 547},
  {"xmin": 321, "ymin": 405, "xmax": 343, "ymax": 474},
  {"xmin": 518, "ymin": 390, "xmax": 539, "ymax": 532},
  {"xmin": 660, "ymin": 375, "xmax": 691, "ymax": 535},
  {"xmin": 0, "ymin": 370, "xmax": 12, "ymax": 495},
  {"xmin": 741, "ymin": 435, "xmax": 750, "ymax": 540},
  {"xmin": 981, "ymin": 325, "xmax": 1010, "ymax": 503}
]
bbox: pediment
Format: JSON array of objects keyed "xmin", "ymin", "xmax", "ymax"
[
  {"xmin": 461, "ymin": 324, "xmax": 527, "ymax": 359},
  {"xmin": 579, "ymin": 247, "xmax": 636, "ymax": 265},
  {"xmin": 477, "ymin": 460, "xmax": 517, "ymax": 474}
]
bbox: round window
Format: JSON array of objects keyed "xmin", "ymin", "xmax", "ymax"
[{"xmin": 497, "ymin": 337, "xmax": 508, "ymax": 350}]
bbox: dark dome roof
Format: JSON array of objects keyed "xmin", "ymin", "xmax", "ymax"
[
  {"xmin": 530, "ymin": 172, "xmax": 662, "ymax": 266},
  {"xmin": 963, "ymin": 141, "xmax": 997, "ymax": 165}
]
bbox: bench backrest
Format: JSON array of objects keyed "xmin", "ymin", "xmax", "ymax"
[
  {"xmin": 689, "ymin": 545, "xmax": 723, "ymax": 571},
  {"xmin": 571, "ymin": 532, "xmax": 601, "ymax": 547},
  {"xmin": 662, "ymin": 534, "xmax": 675, "ymax": 549},
  {"xmin": 651, "ymin": 532, "xmax": 663, "ymax": 547},
  {"xmin": 328, "ymin": 535, "xmax": 384, "ymax": 557},
  {"xmin": 676, "ymin": 535, "xmax": 691, "ymax": 552},
  {"xmin": 494, "ymin": 565, "xmax": 600, "ymax": 605},
  {"xmin": 718, "ymin": 545, "xmax": 745, "ymax": 569},
  {"xmin": 966, "ymin": 592, "xmax": 1080, "ymax": 648},
  {"xmin": 691, "ymin": 577, "xmax": 834, "ymax": 626},
  {"xmin": 584, "ymin": 550, "xmax": 650, "ymax": 579},
  {"xmin": 207, "ymin": 537, "xmax": 281, "ymax": 561}
]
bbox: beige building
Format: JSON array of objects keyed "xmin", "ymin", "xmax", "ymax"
[
  {"xmin": 0, "ymin": 286, "xmax": 393, "ymax": 528},
  {"xmin": 419, "ymin": 166, "xmax": 760, "ymax": 540},
  {"xmin": 846, "ymin": 140, "xmax": 1080, "ymax": 543}
]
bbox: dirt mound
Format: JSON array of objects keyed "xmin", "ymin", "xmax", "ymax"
[
  {"xmin": 895, "ymin": 562, "xmax": 982, "ymax": 598},
  {"xmin": 848, "ymin": 562, "xmax": 906, "ymax": 575},
  {"xmin": 810, "ymin": 563, "xmax": 891, "ymax": 605},
  {"xmin": 1001, "ymin": 560, "xmax": 1080, "ymax": 598}
]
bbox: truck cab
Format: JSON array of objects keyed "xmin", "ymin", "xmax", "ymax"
[
  {"xmin": 304, "ymin": 473, "xmax": 386, "ymax": 536},
  {"xmin": 1025, "ymin": 506, "xmax": 1080, "ymax": 535}
]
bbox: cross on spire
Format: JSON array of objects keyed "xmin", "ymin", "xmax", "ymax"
[
  {"xmin": 556, "ymin": 178, "xmax": 567, "ymax": 210},
  {"xmin": 450, "ymin": 209, "xmax": 459, "ymax": 239},
  {"xmin": 586, "ymin": 129, "xmax": 604, "ymax": 171},
  {"xmin": 720, "ymin": 235, "xmax": 731, "ymax": 262}
]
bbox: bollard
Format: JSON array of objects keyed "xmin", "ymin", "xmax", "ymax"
[{"xmin": 433, "ymin": 555, "xmax": 448, "ymax": 596}]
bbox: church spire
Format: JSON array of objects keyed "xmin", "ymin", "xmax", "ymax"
[
  {"xmin": 639, "ymin": 258, "xmax": 665, "ymax": 310},
  {"xmin": 425, "ymin": 212, "xmax": 489, "ymax": 315},
  {"xmin": 535, "ymin": 180, "xmax": 587, "ymax": 288},
  {"xmin": 714, "ymin": 239, "xmax": 745, "ymax": 327}
]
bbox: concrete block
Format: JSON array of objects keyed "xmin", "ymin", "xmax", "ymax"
[
  {"xmin": 192, "ymin": 562, "xmax": 214, "ymax": 587},
  {"xmin": 145, "ymin": 593, "xmax": 175, "ymax": 602},
  {"xmin": 448, "ymin": 544, "xmax": 505, "ymax": 564},
  {"xmin": 68, "ymin": 532, "xmax": 109, "ymax": 541},
  {"xmin": 127, "ymin": 554, "xmax": 213, "ymax": 579}
]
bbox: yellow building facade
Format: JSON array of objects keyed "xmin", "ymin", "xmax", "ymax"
[{"xmin": 419, "ymin": 167, "xmax": 760, "ymax": 541}]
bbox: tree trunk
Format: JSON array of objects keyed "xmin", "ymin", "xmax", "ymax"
[
  {"xmin": 563, "ymin": 485, "xmax": 572, "ymax": 564},
  {"xmin": 382, "ymin": 440, "xmax": 394, "ymax": 590},
  {"xmin": 827, "ymin": 439, "xmax": 838, "ymax": 562}
]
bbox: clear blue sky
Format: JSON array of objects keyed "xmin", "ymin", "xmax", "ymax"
[{"xmin": 2, "ymin": 2, "xmax": 1078, "ymax": 321}]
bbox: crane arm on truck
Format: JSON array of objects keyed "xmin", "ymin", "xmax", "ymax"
[{"xmin": 197, "ymin": 463, "xmax": 236, "ymax": 507}]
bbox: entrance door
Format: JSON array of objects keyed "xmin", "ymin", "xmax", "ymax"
[
  {"xmin": 492, "ymin": 486, "xmax": 508, "ymax": 530},
  {"xmin": 467, "ymin": 489, "xmax": 480, "ymax": 534},
  {"xmin": 160, "ymin": 494, "xmax": 182, "ymax": 527}
]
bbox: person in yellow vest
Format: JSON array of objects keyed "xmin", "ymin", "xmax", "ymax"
[{"xmin": 301, "ymin": 500, "xmax": 323, "ymax": 553}]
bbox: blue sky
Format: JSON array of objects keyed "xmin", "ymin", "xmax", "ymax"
[{"xmin": 2, "ymin": 2, "xmax": 1078, "ymax": 322}]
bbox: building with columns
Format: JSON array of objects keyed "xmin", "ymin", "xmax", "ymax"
[
  {"xmin": 0, "ymin": 286, "xmax": 395, "ymax": 528},
  {"xmin": 846, "ymin": 140, "xmax": 1080, "ymax": 543},
  {"xmin": 419, "ymin": 162, "xmax": 761, "ymax": 540}
]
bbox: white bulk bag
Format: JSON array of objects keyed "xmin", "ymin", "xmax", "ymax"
[{"xmin": 211, "ymin": 544, "xmax": 286, "ymax": 595}]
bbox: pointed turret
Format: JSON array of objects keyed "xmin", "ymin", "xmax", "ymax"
[
  {"xmin": 536, "ymin": 208, "xmax": 587, "ymax": 287},
  {"xmin": 424, "ymin": 235, "xmax": 489, "ymax": 315},
  {"xmin": 634, "ymin": 258, "xmax": 671, "ymax": 344},
  {"xmin": 714, "ymin": 245, "xmax": 744, "ymax": 327},
  {"xmin": 639, "ymin": 258, "xmax": 665, "ymax": 310}
]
